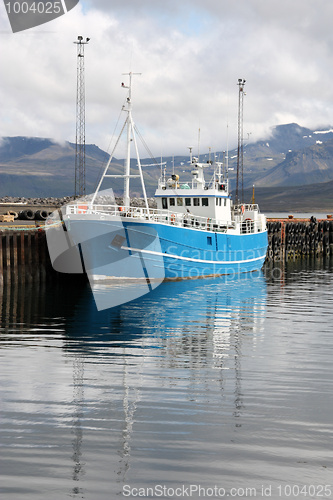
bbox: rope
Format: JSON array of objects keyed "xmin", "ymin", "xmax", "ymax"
[
  {"xmin": 0, "ymin": 221, "xmax": 62, "ymax": 232},
  {"xmin": 0, "ymin": 225, "xmax": 44, "ymax": 232}
]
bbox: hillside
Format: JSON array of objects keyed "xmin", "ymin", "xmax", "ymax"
[
  {"xmin": 243, "ymin": 181, "xmax": 333, "ymax": 212},
  {"xmin": 0, "ymin": 124, "xmax": 333, "ymax": 210},
  {"xmin": 0, "ymin": 136, "xmax": 194, "ymax": 197},
  {"xmin": 238, "ymin": 124, "xmax": 333, "ymax": 187},
  {"xmin": 0, "ymin": 137, "xmax": 123, "ymax": 197},
  {"xmin": 254, "ymin": 139, "xmax": 333, "ymax": 187}
]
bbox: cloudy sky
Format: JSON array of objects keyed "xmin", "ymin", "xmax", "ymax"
[{"xmin": 1, "ymin": 0, "xmax": 333, "ymax": 157}]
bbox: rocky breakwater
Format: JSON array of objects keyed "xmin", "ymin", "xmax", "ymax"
[
  {"xmin": 0, "ymin": 196, "xmax": 75, "ymax": 222},
  {"xmin": 0, "ymin": 196, "xmax": 157, "ymax": 222}
]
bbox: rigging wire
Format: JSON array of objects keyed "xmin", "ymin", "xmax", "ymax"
[
  {"xmin": 92, "ymin": 97, "xmax": 128, "ymax": 193},
  {"xmin": 133, "ymin": 124, "xmax": 160, "ymax": 167}
]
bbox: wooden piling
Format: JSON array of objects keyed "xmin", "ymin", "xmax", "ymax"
[
  {"xmin": 0, "ymin": 234, "xmax": 3, "ymax": 284},
  {"xmin": 0, "ymin": 226, "xmax": 57, "ymax": 282}
]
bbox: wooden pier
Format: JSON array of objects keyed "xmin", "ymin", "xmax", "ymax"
[{"xmin": 0, "ymin": 223, "xmax": 55, "ymax": 283}]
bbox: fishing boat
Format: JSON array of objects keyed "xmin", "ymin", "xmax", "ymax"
[{"xmin": 49, "ymin": 73, "xmax": 268, "ymax": 291}]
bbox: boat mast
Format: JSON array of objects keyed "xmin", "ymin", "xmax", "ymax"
[
  {"xmin": 123, "ymin": 73, "xmax": 132, "ymax": 207},
  {"xmin": 123, "ymin": 72, "xmax": 142, "ymax": 208},
  {"xmin": 91, "ymin": 72, "xmax": 149, "ymax": 211},
  {"xmin": 236, "ymin": 78, "xmax": 246, "ymax": 205}
]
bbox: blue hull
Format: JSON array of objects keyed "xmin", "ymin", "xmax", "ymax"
[
  {"xmin": 65, "ymin": 218, "xmax": 268, "ymax": 280},
  {"xmin": 126, "ymin": 221, "xmax": 267, "ymax": 279}
]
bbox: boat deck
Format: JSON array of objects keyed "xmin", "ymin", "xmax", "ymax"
[{"xmin": 64, "ymin": 203, "xmax": 265, "ymax": 235}]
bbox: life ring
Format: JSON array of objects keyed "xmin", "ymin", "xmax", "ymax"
[
  {"xmin": 118, "ymin": 206, "xmax": 124, "ymax": 212},
  {"xmin": 241, "ymin": 205, "xmax": 245, "ymax": 214},
  {"xmin": 171, "ymin": 214, "xmax": 175, "ymax": 223}
]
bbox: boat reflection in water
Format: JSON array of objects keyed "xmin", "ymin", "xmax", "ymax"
[
  {"xmin": 0, "ymin": 271, "xmax": 267, "ymax": 496},
  {"xmin": 60, "ymin": 271, "xmax": 267, "ymax": 491},
  {"xmin": 72, "ymin": 272, "xmax": 267, "ymax": 486},
  {"xmin": 64, "ymin": 271, "xmax": 267, "ymax": 350}
]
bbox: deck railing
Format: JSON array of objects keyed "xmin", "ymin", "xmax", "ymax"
[{"xmin": 64, "ymin": 204, "xmax": 264, "ymax": 234}]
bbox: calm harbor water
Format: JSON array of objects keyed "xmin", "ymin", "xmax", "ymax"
[{"xmin": 0, "ymin": 257, "xmax": 333, "ymax": 500}]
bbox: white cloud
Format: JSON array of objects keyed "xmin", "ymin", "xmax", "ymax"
[{"xmin": 0, "ymin": 0, "xmax": 333, "ymax": 158}]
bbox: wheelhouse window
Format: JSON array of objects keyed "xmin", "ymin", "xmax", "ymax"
[
  {"xmin": 202, "ymin": 198, "xmax": 209, "ymax": 206},
  {"xmin": 193, "ymin": 198, "xmax": 200, "ymax": 206},
  {"xmin": 177, "ymin": 198, "xmax": 183, "ymax": 206},
  {"xmin": 185, "ymin": 198, "xmax": 191, "ymax": 206},
  {"xmin": 162, "ymin": 197, "xmax": 168, "ymax": 209},
  {"xmin": 169, "ymin": 198, "xmax": 175, "ymax": 206}
]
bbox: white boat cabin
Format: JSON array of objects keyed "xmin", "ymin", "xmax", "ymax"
[{"xmin": 155, "ymin": 158, "xmax": 232, "ymax": 223}]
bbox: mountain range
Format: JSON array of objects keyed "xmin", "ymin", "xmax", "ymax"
[{"xmin": 0, "ymin": 123, "xmax": 332, "ymax": 211}]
